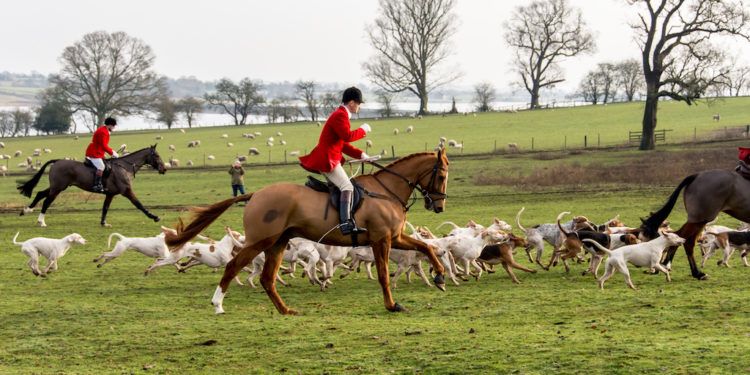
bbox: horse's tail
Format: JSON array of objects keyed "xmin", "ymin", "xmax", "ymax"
[
  {"xmin": 107, "ymin": 233, "xmax": 126, "ymax": 250},
  {"xmin": 515, "ymin": 207, "xmax": 527, "ymax": 233},
  {"xmin": 641, "ymin": 174, "xmax": 698, "ymax": 239},
  {"xmin": 165, "ymin": 193, "xmax": 254, "ymax": 251},
  {"xmin": 17, "ymin": 159, "xmax": 58, "ymax": 198}
]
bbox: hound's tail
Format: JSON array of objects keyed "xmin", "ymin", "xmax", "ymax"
[
  {"xmin": 435, "ymin": 221, "xmax": 460, "ymax": 232},
  {"xmin": 17, "ymin": 159, "xmax": 58, "ymax": 198},
  {"xmin": 12, "ymin": 232, "xmax": 22, "ymax": 245},
  {"xmin": 640, "ymin": 174, "xmax": 698, "ymax": 239},
  {"xmin": 556, "ymin": 211, "xmax": 572, "ymax": 236},
  {"xmin": 107, "ymin": 233, "xmax": 126, "ymax": 250},
  {"xmin": 515, "ymin": 207, "xmax": 527, "ymax": 233},
  {"xmin": 582, "ymin": 239, "xmax": 613, "ymax": 255},
  {"xmin": 165, "ymin": 193, "xmax": 254, "ymax": 251}
]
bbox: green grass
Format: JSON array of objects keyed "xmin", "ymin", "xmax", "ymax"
[{"xmin": 1, "ymin": 105, "xmax": 750, "ymax": 373}]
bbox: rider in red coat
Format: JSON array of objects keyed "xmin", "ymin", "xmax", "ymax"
[
  {"xmin": 300, "ymin": 87, "xmax": 371, "ymax": 235},
  {"xmin": 85, "ymin": 117, "xmax": 119, "ymax": 193}
]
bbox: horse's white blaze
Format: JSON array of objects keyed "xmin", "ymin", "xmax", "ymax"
[{"xmin": 212, "ymin": 286, "xmax": 226, "ymax": 314}]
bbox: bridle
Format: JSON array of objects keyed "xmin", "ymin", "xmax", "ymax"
[
  {"xmin": 111, "ymin": 147, "xmax": 162, "ymax": 176},
  {"xmin": 367, "ymin": 150, "xmax": 447, "ymax": 211}
]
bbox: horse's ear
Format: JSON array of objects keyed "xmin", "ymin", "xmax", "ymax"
[{"xmin": 152, "ymin": 143, "xmax": 157, "ymax": 148}]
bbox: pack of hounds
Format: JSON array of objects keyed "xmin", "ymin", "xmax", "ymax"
[{"xmin": 11, "ymin": 207, "xmax": 750, "ymax": 290}]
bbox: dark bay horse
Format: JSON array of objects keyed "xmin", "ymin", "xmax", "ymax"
[
  {"xmin": 640, "ymin": 169, "xmax": 750, "ymax": 280},
  {"xmin": 165, "ymin": 147, "xmax": 450, "ymax": 315},
  {"xmin": 17, "ymin": 145, "xmax": 167, "ymax": 227}
]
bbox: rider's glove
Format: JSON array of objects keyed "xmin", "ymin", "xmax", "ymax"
[
  {"xmin": 359, "ymin": 123, "xmax": 371, "ymax": 133},
  {"xmin": 111, "ymin": 151, "xmax": 119, "ymax": 158}
]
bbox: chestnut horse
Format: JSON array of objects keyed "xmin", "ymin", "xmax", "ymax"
[
  {"xmin": 17, "ymin": 145, "xmax": 167, "ymax": 227},
  {"xmin": 165, "ymin": 147, "xmax": 450, "ymax": 315},
  {"xmin": 640, "ymin": 170, "xmax": 750, "ymax": 280}
]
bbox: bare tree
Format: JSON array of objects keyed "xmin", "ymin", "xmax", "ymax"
[
  {"xmin": 615, "ymin": 58, "xmax": 645, "ymax": 101},
  {"xmin": 204, "ymin": 78, "xmax": 265, "ymax": 125},
  {"xmin": 12, "ymin": 109, "xmax": 33, "ymax": 137},
  {"xmin": 578, "ymin": 71, "xmax": 604, "ymax": 105},
  {"xmin": 505, "ymin": 0, "xmax": 595, "ymax": 109},
  {"xmin": 473, "ymin": 82, "xmax": 496, "ymax": 112},
  {"xmin": 597, "ymin": 63, "xmax": 618, "ymax": 103},
  {"xmin": 177, "ymin": 97, "xmax": 203, "ymax": 128},
  {"xmin": 154, "ymin": 96, "xmax": 178, "ymax": 129},
  {"xmin": 629, "ymin": 0, "xmax": 750, "ymax": 150},
  {"xmin": 295, "ymin": 80, "xmax": 320, "ymax": 122},
  {"xmin": 723, "ymin": 56, "xmax": 750, "ymax": 96},
  {"xmin": 364, "ymin": 0, "xmax": 460, "ymax": 115},
  {"xmin": 320, "ymin": 92, "xmax": 340, "ymax": 117},
  {"xmin": 0, "ymin": 111, "xmax": 12, "ymax": 137},
  {"xmin": 49, "ymin": 31, "xmax": 165, "ymax": 131},
  {"xmin": 266, "ymin": 96, "xmax": 301, "ymax": 124},
  {"xmin": 375, "ymin": 90, "xmax": 397, "ymax": 118}
]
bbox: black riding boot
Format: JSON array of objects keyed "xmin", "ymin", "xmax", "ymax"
[
  {"xmin": 339, "ymin": 190, "xmax": 366, "ymax": 235},
  {"xmin": 92, "ymin": 174, "xmax": 104, "ymax": 193}
]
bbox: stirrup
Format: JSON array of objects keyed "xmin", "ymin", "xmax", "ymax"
[
  {"xmin": 340, "ymin": 220, "xmax": 367, "ymax": 235},
  {"xmin": 92, "ymin": 184, "xmax": 105, "ymax": 193}
]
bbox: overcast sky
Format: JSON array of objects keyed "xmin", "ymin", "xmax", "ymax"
[{"xmin": 2, "ymin": 0, "xmax": 746, "ymax": 93}]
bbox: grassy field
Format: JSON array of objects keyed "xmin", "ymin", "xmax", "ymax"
[
  {"xmin": 1, "ymin": 103, "xmax": 750, "ymax": 373},
  {"xmin": 2, "ymin": 97, "xmax": 750, "ymax": 169}
]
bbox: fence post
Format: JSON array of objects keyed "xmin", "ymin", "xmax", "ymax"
[
  {"xmin": 598, "ymin": 133, "xmax": 600, "ymax": 148},
  {"xmin": 424, "ymin": 142, "xmax": 427, "ymax": 151},
  {"xmin": 203, "ymin": 153, "xmax": 206, "ymax": 167},
  {"xmin": 268, "ymin": 150, "xmax": 271, "ymax": 163},
  {"xmin": 461, "ymin": 140, "xmax": 464, "ymax": 154},
  {"xmin": 564, "ymin": 135, "xmax": 567, "ymax": 150},
  {"xmin": 284, "ymin": 150, "xmax": 287, "ymax": 164},
  {"xmin": 584, "ymin": 135, "xmax": 588, "ymax": 148},
  {"xmin": 391, "ymin": 145, "xmax": 395, "ymax": 158},
  {"xmin": 494, "ymin": 140, "xmax": 497, "ymax": 153},
  {"xmin": 694, "ymin": 127, "xmax": 697, "ymax": 142},
  {"xmin": 531, "ymin": 137, "xmax": 534, "ymax": 150}
]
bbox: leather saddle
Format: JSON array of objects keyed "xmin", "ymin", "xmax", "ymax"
[
  {"xmin": 305, "ymin": 176, "xmax": 365, "ymax": 214},
  {"xmin": 735, "ymin": 160, "xmax": 750, "ymax": 180},
  {"xmin": 83, "ymin": 158, "xmax": 113, "ymax": 178}
]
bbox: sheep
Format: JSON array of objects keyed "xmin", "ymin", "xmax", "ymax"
[
  {"xmin": 186, "ymin": 160, "xmax": 194, "ymax": 166},
  {"xmin": 32, "ymin": 149, "xmax": 41, "ymax": 157},
  {"xmin": 163, "ymin": 162, "xmax": 172, "ymax": 169},
  {"xmin": 227, "ymin": 142, "xmax": 234, "ymax": 147},
  {"xmin": 155, "ymin": 135, "xmax": 163, "ymax": 140},
  {"xmin": 14, "ymin": 150, "xmax": 21, "ymax": 157},
  {"xmin": 393, "ymin": 128, "xmax": 399, "ymax": 135},
  {"xmin": 276, "ymin": 131, "xmax": 283, "ymax": 136},
  {"xmin": 43, "ymin": 148, "xmax": 52, "ymax": 154},
  {"xmin": 280, "ymin": 140, "xmax": 287, "ymax": 145},
  {"xmin": 248, "ymin": 148, "xmax": 260, "ymax": 155},
  {"xmin": 168, "ymin": 144, "xmax": 176, "ymax": 151},
  {"xmin": 267, "ymin": 137, "xmax": 274, "ymax": 143},
  {"xmin": 447, "ymin": 139, "xmax": 458, "ymax": 147},
  {"xmin": 289, "ymin": 150, "xmax": 300, "ymax": 157},
  {"xmin": 17, "ymin": 162, "xmax": 27, "ymax": 168},
  {"xmin": 0, "ymin": 141, "xmax": 4, "ymax": 148},
  {"xmin": 417, "ymin": 115, "xmax": 423, "ymax": 120},
  {"xmin": 316, "ymin": 122, "xmax": 322, "ymax": 127},
  {"xmin": 187, "ymin": 140, "xmax": 201, "ymax": 148},
  {"xmin": 221, "ymin": 134, "xmax": 228, "ymax": 139},
  {"xmin": 266, "ymin": 141, "xmax": 274, "ymax": 147},
  {"xmin": 243, "ymin": 133, "xmax": 256, "ymax": 139},
  {"xmin": 73, "ymin": 135, "xmax": 79, "ymax": 140},
  {"xmin": 179, "ymin": 129, "xmax": 186, "ymax": 133},
  {"xmin": 406, "ymin": 125, "xmax": 414, "ymax": 133},
  {"xmin": 254, "ymin": 131, "xmax": 262, "ymax": 136},
  {"xmin": 366, "ymin": 140, "xmax": 373, "ymax": 148},
  {"xmin": 207, "ymin": 155, "xmax": 215, "ymax": 160},
  {"xmin": 507, "ymin": 143, "xmax": 519, "ymax": 153},
  {"xmin": 0, "ymin": 165, "xmax": 6, "ymax": 176},
  {"xmin": 713, "ymin": 114, "xmax": 721, "ymax": 121},
  {"xmin": 169, "ymin": 158, "xmax": 179, "ymax": 168},
  {"xmin": 237, "ymin": 155, "xmax": 247, "ymax": 162}
]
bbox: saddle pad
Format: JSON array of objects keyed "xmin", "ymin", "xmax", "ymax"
[
  {"xmin": 305, "ymin": 176, "xmax": 365, "ymax": 213},
  {"xmin": 83, "ymin": 158, "xmax": 112, "ymax": 178}
]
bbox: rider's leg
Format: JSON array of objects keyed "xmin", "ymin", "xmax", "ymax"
[
  {"xmin": 323, "ymin": 164, "xmax": 366, "ymax": 235},
  {"xmin": 87, "ymin": 157, "xmax": 105, "ymax": 193}
]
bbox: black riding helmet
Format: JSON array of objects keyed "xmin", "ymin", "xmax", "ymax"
[
  {"xmin": 342, "ymin": 87, "xmax": 364, "ymax": 104},
  {"xmin": 104, "ymin": 117, "xmax": 117, "ymax": 126}
]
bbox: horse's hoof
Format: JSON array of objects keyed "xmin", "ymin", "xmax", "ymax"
[
  {"xmin": 285, "ymin": 309, "xmax": 300, "ymax": 316},
  {"xmin": 387, "ymin": 303, "xmax": 407, "ymax": 312},
  {"xmin": 97, "ymin": 264, "xmax": 103, "ymax": 268},
  {"xmin": 102, "ymin": 223, "xmax": 112, "ymax": 228},
  {"xmin": 433, "ymin": 274, "xmax": 445, "ymax": 285},
  {"xmin": 214, "ymin": 306, "xmax": 225, "ymax": 315},
  {"xmin": 699, "ymin": 273, "xmax": 709, "ymax": 280},
  {"xmin": 436, "ymin": 283, "xmax": 446, "ymax": 292},
  {"xmin": 153, "ymin": 216, "xmax": 161, "ymax": 222}
]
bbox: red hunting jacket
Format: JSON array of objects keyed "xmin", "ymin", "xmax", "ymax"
[
  {"xmin": 299, "ymin": 106, "xmax": 366, "ymax": 173},
  {"xmin": 85, "ymin": 125, "xmax": 114, "ymax": 158}
]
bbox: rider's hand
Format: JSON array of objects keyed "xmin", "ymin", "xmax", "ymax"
[
  {"xmin": 359, "ymin": 123, "xmax": 371, "ymax": 133},
  {"xmin": 111, "ymin": 151, "xmax": 119, "ymax": 158},
  {"xmin": 361, "ymin": 152, "xmax": 370, "ymax": 159}
]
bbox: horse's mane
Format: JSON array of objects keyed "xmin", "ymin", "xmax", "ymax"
[{"xmin": 373, "ymin": 151, "xmax": 436, "ymax": 176}]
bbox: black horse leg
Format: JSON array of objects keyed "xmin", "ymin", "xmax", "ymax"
[
  {"xmin": 123, "ymin": 189, "xmax": 160, "ymax": 222},
  {"xmin": 101, "ymin": 194, "xmax": 115, "ymax": 226},
  {"xmin": 36, "ymin": 190, "xmax": 61, "ymax": 227},
  {"xmin": 20, "ymin": 188, "xmax": 50, "ymax": 216},
  {"xmin": 673, "ymin": 222, "xmax": 707, "ymax": 280}
]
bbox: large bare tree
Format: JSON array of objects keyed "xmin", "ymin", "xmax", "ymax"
[
  {"xmin": 49, "ymin": 31, "xmax": 165, "ymax": 131},
  {"xmin": 204, "ymin": 78, "xmax": 265, "ymax": 125},
  {"xmin": 505, "ymin": 0, "xmax": 595, "ymax": 109},
  {"xmin": 177, "ymin": 97, "xmax": 203, "ymax": 128},
  {"xmin": 578, "ymin": 71, "xmax": 604, "ymax": 105},
  {"xmin": 375, "ymin": 90, "xmax": 397, "ymax": 118},
  {"xmin": 722, "ymin": 55, "xmax": 750, "ymax": 96},
  {"xmin": 629, "ymin": 0, "xmax": 750, "ymax": 150},
  {"xmin": 473, "ymin": 82, "xmax": 496, "ymax": 112},
  {"xmin": 295, "ymin": 80, "xmax": 320, "ymax": 122},
  {"xmin": 364, "ymin": 0, "xmax": 460, "ymax": 115}
]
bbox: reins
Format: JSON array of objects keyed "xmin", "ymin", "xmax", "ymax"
[{"xmin": 364, "ymin": 151, "xmax": 447, "ymax": 211}]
